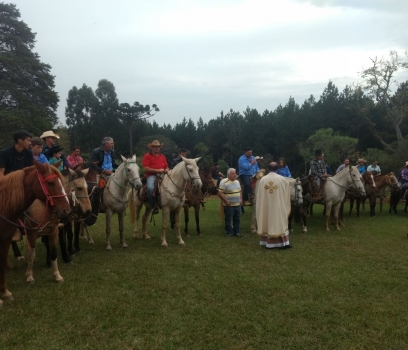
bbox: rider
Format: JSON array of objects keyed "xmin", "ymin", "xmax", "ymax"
[
  {"xmin": 400, "ymin": 161, "xmax": 408, "ymax": 199},
  {"xmin": 210, "ymin": 162, "xmax": 224, "ymax": 188},
  {"xmin": 142, "ymin": 139, "xmax": 169, "ymax": 215},
  {"xmin": 367, "ymin": 160, "xmax": 381, "ymax": 176},
  {"xmin": 310, "ymin": 149, "xmax": 328, "ymax": 200},
  {"xmin": 336, "ymin": 158, "xmax": 350, "ymax": 174},
  {"xmin": 90, "ymin": 137, "xmax": 118, "ymax": 203},
  {"xmin": 238, "ymin": 147, "xmax": 258, "ymax": 206},
  {"xmin": 170, "ymin": 148, "xmax": 188, "ymax": 169}
]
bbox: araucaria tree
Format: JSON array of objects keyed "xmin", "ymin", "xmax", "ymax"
[{"xmin": 0, "ymin": 2, "xmax": 59, "ymax": 147}]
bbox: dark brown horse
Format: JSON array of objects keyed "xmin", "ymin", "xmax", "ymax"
[
  {"xmin": 170, "ymin": 166, "xmax": 215, "ymax": 235},
  {"xmin": 0, "ymin": 161, "xmax": 70, "ymax": 307}
]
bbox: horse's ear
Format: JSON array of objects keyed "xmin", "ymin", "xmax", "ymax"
[
  {"xmin": 181, "ymin": 156, "xmax": 187, "ymax": 161},
  {"xmin": 50, "ymin": 160, "xmax": 62, "ymax": 169},
  {"xmin": 81, "ymin": 168, "xmax": 90, "ymax": 176},
  {"xmin": 131, "ymin": 154, "xmax": 137, "ymax": 161},
  {"xmin": 69, "ymin": 168, "xmax": 78, "ymax": 179},
  {"xmin": 121, "ymin": 155, "xmax": 127, "ymax": 162},
  {"xmin": 193, "ymin": 157, "xmax": 201, "ymax": 163},
  {"xmin": 34, "ymin": 159, "xmax": 47, "ymax": 173}
]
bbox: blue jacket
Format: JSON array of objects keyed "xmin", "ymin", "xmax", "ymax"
[
  {"xmin": 277, "ymin": 166, "xmax": 291, "ymax": 178},
  {"xmin": 238, "ymin": 154, "xmax": 257, "ymax": 176}
]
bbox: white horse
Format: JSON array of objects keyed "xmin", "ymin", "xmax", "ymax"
[
  {"xmin": 286, "ymin": 177, "xmax": 307, "ymax": 233},
  {"xmin": 93, "ymin": 155, "xmax": 142, "ymax": 250},
  {"xmin": 320, "ymin": 165, "xmax": 365, "ymax": 231},
  {"xmin": 130, "ymin": 157, "xmax": 202, "ymax": 247}
]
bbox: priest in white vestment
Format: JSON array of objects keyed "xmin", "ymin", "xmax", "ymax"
[{"xmin": 256, "ymin": 162, "xmax": 292, "ymax": 249}]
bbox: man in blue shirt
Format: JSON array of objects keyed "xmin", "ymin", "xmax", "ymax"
[
  {"xmin": 238, "ymin": 147, "xmax": 258, "ymax": 206},
  {"xmin": 90, "ymin": 137, "xmax": 118, "ymax": 188}
]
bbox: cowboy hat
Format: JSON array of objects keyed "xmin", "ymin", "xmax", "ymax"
[
  {"xmin": 315, "ymin": 149, "xmax": 322, "ymax": 156},
  {"xmin": 357, "ymin": 158, "xmax": 366, "ymax": 163},
  {"xmin": 255, "ymin": 156, "xmax": 263, "ymax": 160},
  {"xmin": 405, "ymin": 161, "xmax": 408, "ymax": 166},
  {"xmin": 48, "ymin": 145, "xmax": 64, "ymax": 155},
  {"xmin": 147, "ymin": 140, "xmax": 164, "ymax": 149},
  {"xmin": 40, "ymin": 130, "xmax": 60, "ymax": 139}
]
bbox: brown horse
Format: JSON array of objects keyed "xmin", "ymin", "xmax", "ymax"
[
  {"xmin": 0, "ymin": 161, "xmax": 70, "ymax": 308},
  {"xmin": 170, "ymin": 166, "xmax": 215, "ymax": 235}
]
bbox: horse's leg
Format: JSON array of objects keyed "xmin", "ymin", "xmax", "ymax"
[
  {"xmin": 73, "ymin": 221, "xmax": 81, "ymax": 253},
  {"xmin": 184, "ymin": 206, "xmax": 190, "ymax": 236},
  {"xmin": 11, "ymin": 241, "xmax": 24, "ymax": 260},
  {"xmin": 310, "ymin": 203, "xmax": 314, "ymax": 217},
  {"xmin": 58, "ymin": 225, "xmax": 72, "ymax": 264},
  {"xmin": 324, "ymin": 203, "xmax": 332, "ymax": 231},
  {"xmin": 132, "ymin": 201, "xmax": 141, "ymax": 238},
  {"xmin": 161, "ymin": 207, "xmax": 170, "ymax": 247},
  {"xmin": 83, "ymin": 224, "xmax": 94, "ymax": 244},
  {"xmin": 66, "ymin": 220, "xmax": 75, "ymax": 256},
  {"xmin": 288, "ymin": 209, "xmax": 293, "ymax": 231},
  {"xmin": 333, "ymin": 204, "xmax": 341, "ymax": 230},
  {"xmin": 349, "ymin": 198, "xmax": 354, "ymax": 216},
  {"xmin": 119, "ymin": 211, "xmax": 128, "ymax": 248},
  {"xmin": 405, "ymin": 200, "xmax": 408, "ymax": 213},
  {"xmin": 0, "ymin": 238, "xmax": 14, "ymax": 303},
  {"xmin": 49, "ymin": 227, "xmax": 63, "ymax": 282},
  {"xmin": 250, "ymin": 208, "xmax": 257, "ymax": 234},
  {"xmin": 356, "ymin": 198, "xmax": 360, "ymax": 217},
  {"xmin": 380, "ymin": 197, "xmax": 383, "ymax": 213},
  {"xmin": 41, "ymin": 235, "xmax": 52, "ymax": 267},
  {"xmin": 141, "ymin": 205, "xmax": 151, "ymax": 239},
  {"xmin": 194, "ymin": 204, "xmax": 200, "ymax": 236},
  {"xmin": 26, "ymin": 232, "xmax": 38, "ymax": 283},
  {"xmin": 105, "ymin": 210, "xmax": 113, "ymax": 251},
  {"xmin": 302, "ymin": 210, "xmax": 307, "ymax": 233},
  {"xmin": 173, "ymin": 207, "xmax": 185, "ymax": 245}
]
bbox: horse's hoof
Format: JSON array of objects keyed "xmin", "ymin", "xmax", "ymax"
[
  {"xmin": 17, "ymin": 256, "xmax": 25, "ymax": 261},
  {"xmin": 88, "ymin": 240, "xmax": 95, "ymax": 244},
  {"xmin": 144, "ymin": 235, "xmax": 151, "ymax": 239},
  {"xmin": 0, "ymin": 300, "xmax": 3, "ymax": 308},
  {"xmin": 3, "ymin": 293, "xmax": 13, "ymax": 301},
  {"xmin": 106, "ymin": 245, "xmax": 112, "ymax": 251},
  {"xmin": 54, "ymin": 275, "xmax": 64, "ymax": 282},
  {"xmin": 26, "ymin": 277, "xmax": 35, "ymax": 283},
  {"xmin": 122, "ymin": 243, "xmax": 128, "ymax": 249},
  {"xmin": 132, "ymin": 234, "xmax": 139, "ymax": 239},
  {"xmin": 178, "ymin": 241, "xmax": 185, "ymax": 245},
  {"xmin": 161, "ymin": 243, "xmax": 168, "ymax": 247}
]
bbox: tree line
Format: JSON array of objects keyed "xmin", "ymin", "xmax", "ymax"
[{"xmin": 1, "ymin": 2, "xmax": 407, "ymax": 177}]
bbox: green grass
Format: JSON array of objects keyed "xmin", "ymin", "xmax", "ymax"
[{"xmin": 2, "ymin": 197, "xmax": 408, "ymax": 349}]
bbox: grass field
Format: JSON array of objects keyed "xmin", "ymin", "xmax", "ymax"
[{"xmin": 2, "ymin": 196, "xmax": 408, "ymax": 350}]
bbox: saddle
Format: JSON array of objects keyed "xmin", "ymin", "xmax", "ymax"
[{"xmin": 138, "ymin": 176, "xmax": 162, "ymax": 209}]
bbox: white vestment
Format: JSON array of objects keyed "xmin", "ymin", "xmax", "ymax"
[{"xmin": 256, "ymin": 172, "xmax": 291, "ymax": 237}]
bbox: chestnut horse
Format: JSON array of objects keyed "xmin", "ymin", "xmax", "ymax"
[
  {"xmin": 0, "ymin": 161, "xmax": 70, "ymax": 308},
  {"xmin": 25, "ymin": 168, "xmax": 91, "ymax": 282},
  {"xmin": 170, "ymin": 166, "xmax": 215, "ymax": 236}
]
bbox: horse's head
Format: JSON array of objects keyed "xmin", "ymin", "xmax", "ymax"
[
  {"xmin": 199, "ymin": 165, "xmax": 215, "ymax": 192},
  {"xmin": 33, "ymin": 161, "xmax": 70, "ymax": 219},
  {"xmin": 363, "ymin": 171, "xmax": 376, "ymax": 189},
  {"xmin": 69, "ymin": 169, "xmax": 92, "ymax": 216},
  {"xmin": 349, "ymin": 165, "xmax": 366, "ymax": 196},
  {"xmin": 291, "ymin": 178, "xmax": 303, "ymax": 206},
  {"xmin": 181, "ymin": 156, "xmax": 202, "ymax": 191},
  {"xmin": 387, "ymin": 172, "xmax": 400, "ymax": 191},
  {"xmin": 121, "ymin": 155, "xmax": 143, "ymax": 190}
]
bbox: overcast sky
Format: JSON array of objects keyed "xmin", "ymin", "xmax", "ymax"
[{"xmin": 12, "ymin": 0, "xmax": 408, "ymax": 127}]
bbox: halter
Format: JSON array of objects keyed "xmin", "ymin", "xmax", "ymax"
[
  {"xmin": 329, "ymin": 167, "xmax": 365, "ymax": 193},
  {"xmin": 38, "ymin": 171, "xmax": 68, "ymax": 207},
  {"xmin": 184, "ymin": 162, "xmax": 201, "ymax": 186},
  {"xmin": 291, "ymin": 179, "xmax": 303, "ymax": 205}
]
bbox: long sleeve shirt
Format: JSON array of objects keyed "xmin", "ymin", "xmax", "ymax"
[
  {"xmin": 238, "ymin": 155, "xmax": 257, "ymax": 176},
  {"xmin": 310, "ymin": 159, "xmax": 326, "ymax": 178}
]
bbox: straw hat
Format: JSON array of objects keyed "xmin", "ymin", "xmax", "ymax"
[
  {"xmin": 255, "ymin": 156, "xmax": 263, "ymax": 160},
  {"xmin": 147, "ymin": 140, "xmax": 164, "ymax": 149},
  {"xmin": 40, "ymin": 130, "xmax": 60, "ymax": 139},
  {"xmin": 357, "ymin": 158, "xmax": 366, "ymax": 163}
]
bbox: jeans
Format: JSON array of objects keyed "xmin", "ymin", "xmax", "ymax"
[
  {"xmin": 241, "ymin": 175, "xmax": 251, "ymax": 201},
  {"xmin": 401, "ymin": 180, "xmax": 407, "ymax": 199},
  {"xmin": 214, "ymin": 176, "xmax": 221, "ymax": 188},
  {"xmin": 147, "ymin": 175, "xmax": 157, "ymax": 208},
  {"xmin": 224, "ymin": 205, "xmax": 241, "ymax": 235}
]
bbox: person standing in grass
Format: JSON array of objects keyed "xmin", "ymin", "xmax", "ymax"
[
  {"xmin": 256, "ymin": 162, "xmax": 292, "ymax": 249},
  {"xmin": 218, "ymin": 168, "xmax": 243, "ymax": 237}
]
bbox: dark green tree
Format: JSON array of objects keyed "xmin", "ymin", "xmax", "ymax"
[{"xmin": 0, "ymin": 2, "xmax": 59, "ymax": 147}]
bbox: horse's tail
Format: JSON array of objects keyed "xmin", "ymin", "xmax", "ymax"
[{"xmin": 129, "ymin": 188, "xmax": 135, "ymax": 224}]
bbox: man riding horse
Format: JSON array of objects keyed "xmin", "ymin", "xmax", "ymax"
[{"xmin": 310, "ymin": 149, "xmax": 328, "ymax": 201}]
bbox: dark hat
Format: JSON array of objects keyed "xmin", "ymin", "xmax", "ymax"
[
  {"xmin": 315, "ymin": 149, "xmax": 322, "ymax": 156},
  {"xmin": 49, "ymin": 145, "xmax": 64, "ymax": 155}
]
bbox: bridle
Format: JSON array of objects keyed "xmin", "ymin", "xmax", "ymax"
[
  {"xmin": 111, "ymin": 161, "xmax": 140, "ymax": 189},
  {"xmin": 292, "ymin": 179, "xmax": 303, "ymax": 205},
  {"xmin": 38, "ymin": 171, "xmax": 68, "ymax": 207}
]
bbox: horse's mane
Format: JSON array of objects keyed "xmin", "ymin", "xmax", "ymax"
[{"xmin": 0, "ymin": 169, "xmax": 26, "ymax": 215}]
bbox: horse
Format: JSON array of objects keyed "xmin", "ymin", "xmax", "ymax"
[
  {"xmin": 287, "ymin": 177, "xmax": 306, "ymax": 233},
  {"xmin": 300, "ymin": 175, "xmax": 318, "ymax": 219},
  {"xmin": 24, "ymin": 168, "xmax": 92, "ymax": 283},
  {"xmin": 389, "ymin": 183, "xmax": 401, "ymax": 214},
  {"xmin": 316, "ymin": 166, "xmax": 365, "ymax": 231},
  {"xmin": 0, "ymin": 161, "xmax": 70, "ymax": 307},
  {"xmin": 170, "ymin": 166, "xmax": 215, "ymax": 236},
  {"xmin": 340, "ymin": 172, "xmax": 375, "ymax": 219},
  {"xmin": 360, "ymin": 173, "xmax": 399, "ymax": 216},
  {"xmin": 130, "ymin": 156, "xmax": 202, "ymax": 247},
  {"xmin": 96, "ymin": 155, "xmax": 142, "ymax": 251}
]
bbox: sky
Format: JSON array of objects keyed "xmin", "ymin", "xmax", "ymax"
[{"xmin": 12, "ymin": 0, "xmax": 408, "ymax": 127}]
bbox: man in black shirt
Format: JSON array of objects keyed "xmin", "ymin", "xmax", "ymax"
[
  {"xmin": 0, "ymin": 130, "xmax": 33, "ymax": 177},
  {"xmin": 170, "ymin": 148, "xmax": 188, "ymax": 169},
  {"xmin": 0, "ymin": 130, "xmax": 33, "ymax": 264}
]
